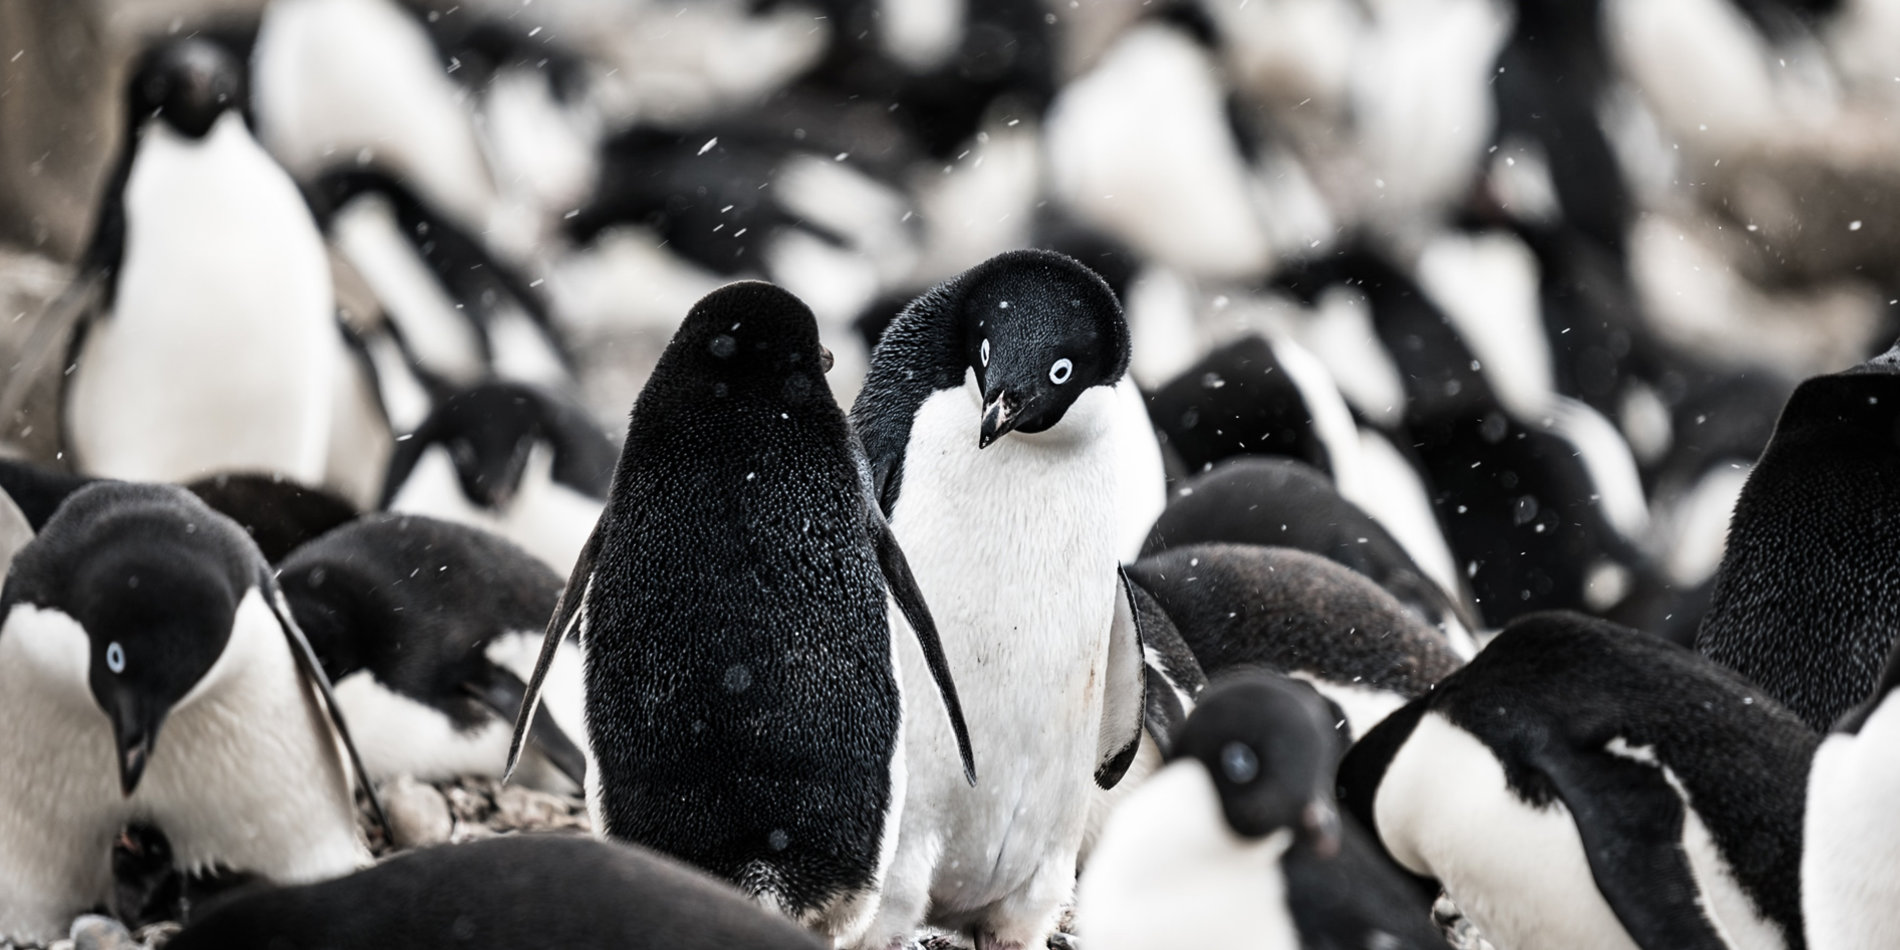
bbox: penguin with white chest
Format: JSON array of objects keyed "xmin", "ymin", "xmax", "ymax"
[
  {"xmin": 0, "ymin": 483, "xmax": 379, "ymax": 944},
  {"xmin": 53, "ymin": 38, "xmax": 341, "ymax": 486},
  {"xmin": 1805, "ymin": 629, "xmax": 1900, "ymax": 949},
  {"xmin": 507, "ymin": 282, "xmax": 976, "ymax": 944},
  {"xmin": 382, "ymin": 381, "xmax": 617, "ymax": 573},
  {"xmin": 849, "ymin": 249, "xmax": 1149, "ymax": 950},
  {"xmin": 276, "ymin": 513, "xmax": 587, "ymax": 793},
  {"xmin": 1339, "ymin": 610, "xmax": 1815, "ymax": 950},
  {"xmin": 1079, "ymin": 671, "xmax": 1444, "ymax": 950}
]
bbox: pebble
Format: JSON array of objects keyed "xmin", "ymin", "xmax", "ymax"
[
  {"xmin": 382, "ymin": 775, "xmax": 452, "ymax": 850},
  {"xmin": 70, "ymin": 916, "xmax": 133, "ymax": 950}
]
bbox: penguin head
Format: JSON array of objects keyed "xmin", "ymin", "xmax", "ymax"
[
  {"xmin": 3, "ymin": 484, "xmax": 256, "ymax": 797},
  {"xmin": 651, "ymin": 281, "xmax": 835, "ymax": 405},
  {"xmin": 129, "ymin": 38, "xmax": 245, "ymax": 140},
  {"xmin": 943, "ymin": 249, "xmax": 1127, "ymax": 448},
  {"xmin": 392, "ymin": 382, "xmax": 609, "ymax": 511},
  {"xmin": 1171, "ymin": 671, "xmax": 1343, "ymax": 855}
]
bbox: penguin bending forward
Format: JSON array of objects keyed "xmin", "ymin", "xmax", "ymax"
[
  {"xmin": 0, "ymin": 483, "xmax": 378, "ymax": 944},
  {"xmin": 849, "ymin": 249, "xmax": 1149, "ymax": 950},
  {"xmin": 508, "ymin": 282, "xmax": 975, "ymax": 944},
  {"xmin": 1340, "ymin": 611, "xmax": 1814, "ymax": 950}
]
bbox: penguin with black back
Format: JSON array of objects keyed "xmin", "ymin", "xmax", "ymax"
[
  {"xmin": 1078, "ymin": 671, "xmax": 1443, "ymax": 950},
  {"xmin": 506, "ymin": 281, "xmax": 975, "ymax": 944},
  {"xmin": 0, "ymin": 483, "xmax": 380, "ymax": 944},
  {"xmin": 12, "ymin": 37, "xmax": 344, "ymax": 486},
  {"xmin": 1143, "ymin": 456, "xmax": 1477, "ymax": 654},
  {"xmin": 1697, "ymin": 341, "xmax": 1900, "ymax": 731},
  {"xmin": 278, "ymin": 513, "xmax": 586, "ymax": 792},
  {"xmin": 1339, "ymin": 610, "xmax": 1815, "ymax": 950},
  {"xmin": 1146, "ymin": 335, "xmax": 1353, "ymax": 480},
  {"xmin": 849, "ymin": 248, "xmax": 1149, "ymax": 950},
  {"xmin": 185, "ymin": 472, "xmax": 360, "ymax": 564},
  {"xmin": 1128, "ymin": 543, "xmax": 1464, "ymax": 738},
  {"xmin": 1805, "ymin": 617, "xmax": 1900, "ymax": 948},
  {"xmin": 382, "ymin": 380, "xmax": 616, "ymax": 571},
  {"xmin": 166, "ymin": 834, "xmax": 829, "ymax": 950}
]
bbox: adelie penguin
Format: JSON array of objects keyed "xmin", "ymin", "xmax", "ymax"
[
  {"xmin": 1078, "ymin": 671, "xmax": 1443, "ymax": 950},
  {"xmin": 1698, "ymin": 342, "xmax": 1900, "ymax": 731},
  {"xmin": 17, "ymin": 37, "xmax": 343, "ymax": 486},
  {"xmin": 382, "ymin": 380, "xmax": 617, "ymax": 572},
  {"xmin": 277, "ymin": 513, "xmax": 587, "ymax": 793},
  {"xmin": 849, "ymin": 249, "xmax": 1149, "ymax": 950},
  {"xmin": 1339, "ymin": 610, "xmax": 1816, "ymax": 950},
  {"xmin": 166, "ymin": 835, "xmax": 829, "ymax": 950},
  {"xmin": 1805, "ymin": 627, "xmax": 1900, "ymax": 949},
  {"xmin": 507, "ymin": 281, "xmax": 976, "ymax": 944},
  {"xmin": 0, "ymin": 483, "xmax": 380, "ymax": 944}
]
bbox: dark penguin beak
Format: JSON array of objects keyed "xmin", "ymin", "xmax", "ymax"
[
  {"xmin": 979, "ymin": 392, "xmax": 1020, "ymax": 449},
  {"xmin": 819, "ymin": 345, "xmax": 835, "ymax": 374},
  {"xmin": 107, "ymin": 695, "xmax": 165, "ymax": 797},
  {"xmin": 1302, "ymin": 798, "xmax": 1342, "ymax": 859}
]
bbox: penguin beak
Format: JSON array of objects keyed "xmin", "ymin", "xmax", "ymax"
[
  {"xmin": 819, "ymin": 345, "xmax": 835, "ymax": 374},
  {"xmin": 979, "ymin": 392, "xmax": 1019, "ymax": 449},
  {"xmin": 1302, "ymin": 798, "xmax": 1342, "ymax": 859},
  {"xmin": 108, "ymin": 698, "xmax": 164, "ymax": 797}
]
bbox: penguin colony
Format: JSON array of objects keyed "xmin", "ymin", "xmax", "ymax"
[{"xmin": 3, "ymin": 0, "xmax": 1900, "ymax": 948}]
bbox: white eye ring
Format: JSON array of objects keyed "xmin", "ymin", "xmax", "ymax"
[
  {"xmin": 980, "ymin": 339, "xmax": 990, "ymax": 367},
  {"xmin": 1049, "ymin": 358, "xmax": 1074, "ymax": 385},
  {"xmin": 106, "ymin": 642, "xmax": 125, "ymax": 674}
]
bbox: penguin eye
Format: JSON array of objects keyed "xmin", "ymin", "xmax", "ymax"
[
  {"xmin": 980, "ymin": 338, "xmax": 990, "ymax": 368},
  {"xmin": 106, "ymin": 642, "xmax": 126, "ymax": 675},
  {"xmin": 1220, "ymin": 741, "xmax": 1259, "ymax": 784},
  {"xmin": 1049, "ymin": 358, "xmax": 1074, "ymax": 385}
]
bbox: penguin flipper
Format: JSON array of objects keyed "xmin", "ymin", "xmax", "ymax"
[
  {"xmin": 466, "ymin": 667, "xmax": 586, "ymax": 786},
  {"xmin": 869, "ymin": 503, "xmax": 977, "ymax": 786},
  {"xmin": 262, "ymin": 578, "xmax": 389, "ymax": 836},
  {"xmin": 1530, "ymin": 740, "xmax": 1730, "ymax": 950},
  {"xmin": 505, "ymin": 517, "xmax": 603, "ymax": 781},
  {"xmin": 1126, "ymin": 577, "xmax": 1193, "ymax": 759},
  {"xmin": 1095, "ymin": 567, "xmax": 1148, "ymax": 790}
]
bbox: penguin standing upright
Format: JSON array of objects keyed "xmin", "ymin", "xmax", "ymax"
[
  {"xmin": 1078, "ymin": 671, "xmax": 1443, "ymax": 950},
  {"xmin": 1340, "ymin": 610, "xmax": 1815, "ymax": 950},
  {"xmin": 1698, "ymin": 342, "xmax": 1900, "ymax": 731},
  {"xmin": 850, "ymin": 249, "xmax": 1148, "ymax": 950},
  {"xmin": 0, "ymin": 483, "xmax": 378, "ymax": 944},
  {"xmin": 507, "ymin": 282, "xmax": 975, "ymax": 944},
  {"xmin": 57, "ymin": 38, "xmax": 341, "ymax": 485},
  {"xmin": 277, "ymin": 513, "xmax": 587, "ymax": 793}
]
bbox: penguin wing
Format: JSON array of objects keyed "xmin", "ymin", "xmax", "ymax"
[
  {"xmin": 1529, "ymin": 738, "xmax": 1730, "ymax": 950},
  {"xmin": 1095, "ymin": 568, "xmax": 1148, "ymax": 789},
  {"xmin": 261, "ymin": 577, "xmax": 389, "ymax": 835},
  {"xmin": 467, "ymin": 664, "xmax": 585, "ymax": 786},
  {"xmin": 869, "ymin": 501, "xmax": 978, "ymax": 786},
  {"xmin": 505, "ymin": 514, "xmax": 603, "ymax": 781},
  {"xmin": 1127, "ymin": 576, "xmax": 1200, "ymax": 759}
]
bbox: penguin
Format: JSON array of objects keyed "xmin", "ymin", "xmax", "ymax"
[
  {"xmin": 0, "ymin": 456, "xmax": 95, "ymax": 531},
  {"xmin": 1804, "ymin": 623, "xmax": 1900, "ymax": 949},
  {"xmin": 1142, "ymin": 456, "xmax": 1478, "ymax": 655},
  {"xmin": 47, "ymin": 38, "xmax": 342, "ymax": 486},
  {"xmin": 506, "ymin": 281, "xmax": 976, "ymax": 944},
  {"xmin": 0, "ymin": 482, "xmax": 380, "ymax": 944},
  {"xmin": 311, "ymin": 168, "xmax": 576, "ymax": 391},
  {"xmin": 381, "ymin": 380, "xmax": 616, "ymax": 572},
  {"xmin": 848, "ymin": 248, "xmax": 1149, "ymax": 950},
  {"xmin": 1339, "ymin": 610, "xmax": 1815, "ymax": 950},
  {"xmin": 277, "ymin": 513, "xmax": 587, "ymax": 793},
  {"xmin": 1077, "ymin": 671, "xmax": 1444, "ymax": 950},
  {"xmin": 184, "ymin": 472, "xmax": 360, "ymax": 564},
  {"xmin": 1127, "ymin": 544, "xmax": 1464, "ymax": 738},
  {"xmin": 165, "ymin": 834, "xmax": 830, "ymax": 950},
  {"xmin": 1146, "ymin": 334, "xmax": 1358, "ymax": 482},
  {"xmin": 1697, "ymin": 342, "xmax": 1900, "ymax": 731}
]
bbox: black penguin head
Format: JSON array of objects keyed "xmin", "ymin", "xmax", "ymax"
[
  {"xmin": 942, "ymin": 249, "xmax": 1127, "ymax": 448},
  {"xmin": 1171, "ymin": 671, "xmax": 1343, "ymax": 854},
  {"xmin": 651, "ymin": 281, "xmax": 835, "ymax": 404},
  {"xmin": 404, "ymin": 384, "xmax": 565, "ymax": 510},
  {"xmin": 3, "ymin": 484, "xmax": 258, "ymax": 797},
  {"xmin": 129, "ymin": 38, "xmax": 245, "ymax": 140}
]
